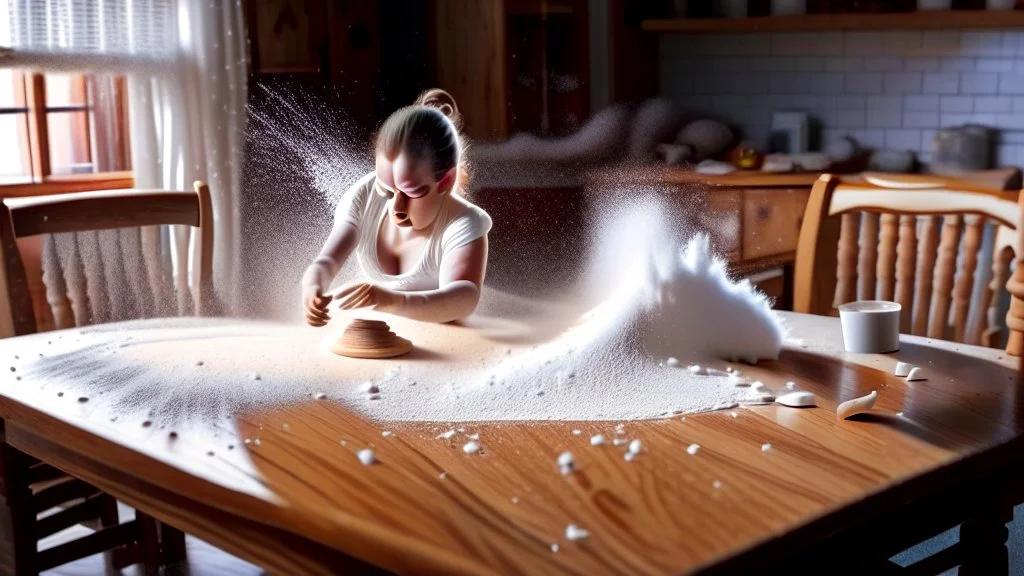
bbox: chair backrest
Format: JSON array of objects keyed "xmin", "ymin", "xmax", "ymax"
[
  {"xmin": 0, "ymin": 181, "xmax": 213, "ymax": 338},
  {"xmin": 794, "ymin": 173, "xmax": 1024, "ymax": 355}
]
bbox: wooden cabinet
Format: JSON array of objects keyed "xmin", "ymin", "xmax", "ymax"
[
  {"xmin": 433, "ymin": 0, "xmax": 590, "ymax": 141},
  {"xmin": 742, "ymin": 188, "xmax": 811, "ymax": 260}
]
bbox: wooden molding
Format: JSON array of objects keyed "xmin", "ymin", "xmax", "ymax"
[
  {"xmin": 642, "ymin": 10, "xmax": 1024, "ymax": 33},
  {"xmin": 0, "ymin": 172, "xmax": 134, "ymax": 198}
]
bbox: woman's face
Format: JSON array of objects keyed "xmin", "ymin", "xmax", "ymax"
[{"xmin": 374, "ymin": 152, "xmax": 454, "ymax": 231}]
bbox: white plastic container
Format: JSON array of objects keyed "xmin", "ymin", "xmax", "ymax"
[
  {"xmin": 772, "ymin": 0, "xmax": 807, "ymax": 14},
  {"xmin": 838, "ymin": 301, "xmax": 901, "ymax": 354},
  {"xmin": 917, "ymin": 0, "xmax": 953, "ymax": 9}
]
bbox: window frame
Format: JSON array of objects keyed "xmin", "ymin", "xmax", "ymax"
[{"xmin": 0, "ymin": 70, "xmax": 134, "ymax": 197}]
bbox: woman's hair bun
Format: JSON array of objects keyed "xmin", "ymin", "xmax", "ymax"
[{"xmin": 415, "ymin": 88, "xmax": 461, "ymax": 128}]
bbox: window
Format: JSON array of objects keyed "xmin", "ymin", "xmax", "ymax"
[{"xmin": 0, "ymin": 70, "xmax": 132, "ymax": 194}]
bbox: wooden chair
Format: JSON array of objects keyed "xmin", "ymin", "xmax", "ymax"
[
  {"xmin": 794, "ymin": 173, "xmax": 1024, "ymax": 356},
  {"xmin": 0, "ymin": 182, "xmax": 213, "ymax": 574}
]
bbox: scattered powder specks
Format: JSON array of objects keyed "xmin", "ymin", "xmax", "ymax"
[
  {"xmin": 590, "ymin": 434, "xmax": 605, "ymax": 446},
  {"xmin": 463, "ymin": 441, "xmax": 480, "ymax": 454},
  {"xmin": 439, "ymin": 472, "xmax": 448, "ymax": 480},
  {"xmin": 550, "ymin": 544, "xmax": 559, "ymax": 553},
  {"xmin": 436, "ymin": 430, "xmax": 456, "ymax": 439},
  {"xmin": 687, "ymin": 444, "xmax": 700, "ymax": 455},
  {"xmin": 357, "ymin": 448, "xmax": 376, "ymax": 465},
  {"xmin": 6, "ymin": 203, "xmax": 786, "ymax": 431},
  {"xmin": 558, "ymin": 451, "xmax": 575, "ymax": 475},
  {"xmin": 511, "ymin": 497, "xmax": 519, "ymax": 504},
  {"xmin": 565, "ymin": 524, "xmax": 590, "ymax": 541},
  {"xmin": 254, "ymin": 438, "xmax": 261, "ymax": 446},
  {"xmin": 624, "ymin": 452, "xmax": 636, "ymax": 462},
  {"xmin": 666, "ymin": 357, "xmax": 680, "ymax": 367},
  {"xmin": 251, "ymin": 373, "xmax": 261, "ymax": 381},
  {"xmin": 761, "ymin": 443, "xmax": 772, "ymax": 452},
  {"xmin": 381, "ymin": 431, "xmax": 393, "ymax": 437},
  {"xmin": 785, "ymin": 381, "xmax": 796, "ymax": 390},
  {"xmin": 897, "ymin": 411, "xmax": 904, "ymax": 417},
  {"xmin": 612, "ymin": 438, "xmax": 627, "ymax": 447},
  {"xmin": 729, "ymin": 411, "xmax": 738, "ymax": 418},
  {"xmin": 713, "ymin": 480, "xmax": 722, "ymax": 489},
  {"xmin": 572, "ymin": 429, "xmax": 582, "ymax": 436},
  {"xmin": 628, "ymin": 439, "xmax": 642, "ymax": 455},
  {"xmin": 467, "ymin": 432, "xmax": 479, "ymax": 440},
  {"xmin": 615, "ymin": 424, "xmax": 626, "ymax": 435}
]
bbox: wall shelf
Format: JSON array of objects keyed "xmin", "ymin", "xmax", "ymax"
[{"xmin": 642, "ymin": 10, "xmax": 1024, "ymax": 33}]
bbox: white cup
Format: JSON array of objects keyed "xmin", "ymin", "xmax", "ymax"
[{"xmin": 838, "ymin": 301, "xmax": 901, "ymax": 354}]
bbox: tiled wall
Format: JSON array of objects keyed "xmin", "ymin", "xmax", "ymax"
[{"xmin": 659, "ymin": 30, "xmax": 1024, "ymax": 168}]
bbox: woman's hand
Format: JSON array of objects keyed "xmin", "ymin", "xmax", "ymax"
[
  {"xmin": 334, "ymin": 282, "xmax": 399, "ymax": 312},
  {"xmin": 301, "ymin": 263, "xmax": 334, "ymax": 327}
]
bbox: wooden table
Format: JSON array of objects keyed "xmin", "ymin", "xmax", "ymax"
[{"xmin": 0, "ymin": 312, "xmax": 1021, "ymax": 575}]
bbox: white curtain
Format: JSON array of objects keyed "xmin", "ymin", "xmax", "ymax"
[{"xmin": 4, "ymin": 0, "xmax": 247, "ymax": 315}]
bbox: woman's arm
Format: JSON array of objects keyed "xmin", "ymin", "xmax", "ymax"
[
  {"xmin": 302, "ymin": 177, "xmax": 370, "ymax": 326},
  {"xmin": 335, "ymin": 234, "xmax": 488, "ymax": 323}
]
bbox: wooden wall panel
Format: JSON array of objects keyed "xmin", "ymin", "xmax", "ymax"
[{"xmin": 434, "ymin": 0, "xmax": 508, "ymax": 140}]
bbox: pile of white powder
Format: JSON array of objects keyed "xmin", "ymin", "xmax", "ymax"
[{"xmin": 8, "ymin": 200, "xmax": 786, "ymax": 424}]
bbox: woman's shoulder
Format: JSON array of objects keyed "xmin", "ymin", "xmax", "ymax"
[
  {"xmin": 450, "ymin": 195, "xmax": 492, "ymax": 230},
  {"xmin": 440, "ymin": 195, "xmax": 492, "ymax": 251}
]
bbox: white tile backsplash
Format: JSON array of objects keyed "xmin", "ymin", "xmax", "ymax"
[
  {"xmin": 940, "ymin": 95, "xmax": 973, "ymax": 113},
  {"xmin": 905, "ymin": 95, "xmax": 939, "ymax": 111},
  {"xmin": 884, "ymin": 72, "xmax": 923, "ymax": 94},
  {"xmin": 846, "ymin": 72, "xmax": 884, "ymax": 94},
  {"xmin": 904, "ymin": 111, "xmax": 939, "ymax": 128},
  {"xmin": 961, "ymin": 73, "xmax": 999, "ymax": 94},
  {"xmin": 886, "ymin": 129, "xmax": 922, "ymax": 150},
  {"xmin": 977, "ymin": 58, "xmax": 1015, "ymax": 73},
  {"xmin": 867, "ymin": 108, "xmax": 903, "ymax": 128},
  {"xmin": 826, "ymin": 57, "xmax": 864, "ymax": 72},
  {"xmin": 975, "ymin": 96, "xmax": 1013, "ymax": 113},
  {"xmin": 661, "ymin": 29, "xmax": 1024, "ymax": 168},
  {"xmin": 999, "ymin": 73, "xmax": 1024, "ymax": 94},
  {"xmin": 923, "ymin": 73, "xmax": 961, "ymax": 94}
]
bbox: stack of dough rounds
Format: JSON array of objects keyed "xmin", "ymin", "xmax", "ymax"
[{"xmin": 330, "ymin": 319, "xmax": 413, "ymax": 359}]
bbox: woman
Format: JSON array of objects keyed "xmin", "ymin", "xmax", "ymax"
[{"xmin": 302, "ymin": 89, "xmax": 492, "ymax": 326}]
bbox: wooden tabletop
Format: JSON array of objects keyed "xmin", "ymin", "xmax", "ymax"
[{"xmin": 0, "ymin": 311, "xmax": 1021, "ymax": 575}]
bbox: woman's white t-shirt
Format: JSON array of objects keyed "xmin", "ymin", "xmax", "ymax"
[{"xmin": 335, "ymin": 172, "xmax": 492, "ymax": 291}]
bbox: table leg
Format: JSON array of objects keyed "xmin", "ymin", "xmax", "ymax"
[
  {"xmin": 160, "ymin": 522, "xmax": 187, "ymax": 564},
  {"xmin": 1, "ymin": 443, "xmax": 37, "ymax": 576},
  {"xmin": 959, "ymin": 504, "xmax": 1012, "ymax": 576}
]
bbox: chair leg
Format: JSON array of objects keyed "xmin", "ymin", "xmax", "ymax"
[
  {"xmin": 160, "ymin": 522, "xmax": 187, "ymax": 565},
  {"xmin": 959, "ymin": 503, "xmax": 1012, "ymax": 576}
]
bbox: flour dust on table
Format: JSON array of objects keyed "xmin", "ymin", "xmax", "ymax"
[{"xmin": 5, "ymin": 200, "xmax": 784, "ymax": 425}]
